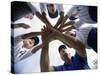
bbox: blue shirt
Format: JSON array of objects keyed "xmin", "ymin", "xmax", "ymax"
[{"xmin": 53, "ymin": 53, "xmax": 90, "ymax": 71}]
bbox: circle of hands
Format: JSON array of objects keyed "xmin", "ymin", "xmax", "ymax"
[
  {"xmin": 19, "ymin": 12, "xmax": 75, "ymax": 49},
  {"xmin": 40, "ymin": 14, "xmax": 75, "ymax": 46}
]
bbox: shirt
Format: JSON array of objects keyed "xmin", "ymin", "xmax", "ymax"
[
  {"xmin": 14, "ymin": 41, "xmax": 41, "ymax": 63},
  {"xmin": 53, "ymin": 53, "xmax": 89, "ymax": 71},
  {"xmin": 67, "ymin": 5, "xmax": 95, "ymax": 28},
  {"xmin": 76, "ymin": 24, "xmax": 93, "ymax": 49}
]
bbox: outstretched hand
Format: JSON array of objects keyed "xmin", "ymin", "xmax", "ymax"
[
  {"xmin": 41, "ymin": 25, "xmax": 60, "ymax": 43},
  {"xmin": 41, "ymin": 25, "xmax": 53, "ymax": 42},
  {"xmin": 54, "ymin": 15, "xmax": 75, "ymax": 33},
  {"xmin": 14, "ymin": 23, "xmax": 30, "ymax": 29},
  {"xmin": 21, "ymin": 24, "xmax": 30, "ymax": 29}
]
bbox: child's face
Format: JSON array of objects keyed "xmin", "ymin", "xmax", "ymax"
[{"xmin": 23, "ymin": 38, "xmax": 35, "ymax": 49}]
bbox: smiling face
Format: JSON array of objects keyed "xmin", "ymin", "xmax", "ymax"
[
  {"xmin": 23, "ymin": 38, "xmax": 35, "ymax": 49},
  {"xmin": 59, "ymin": 47, "xmax": 72, "ymax": 64}
]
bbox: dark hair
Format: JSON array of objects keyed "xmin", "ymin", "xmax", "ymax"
[
  {"xmin": 11, "ymin": 1, "xmax": 32, "ymax": 21},
  {"xmin": 30, "ymin": 36, "xmax": 39, "ymax": 46},
  {"xmin": 58, "ymin": 45, "xmax": 66, "ymax": 53},
  {"xmin": 88, "ymin": 6, "xmax": 97, "ymax": 22}
]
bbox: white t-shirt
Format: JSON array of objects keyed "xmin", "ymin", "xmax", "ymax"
[
  {"xmin": 40, "ymin": 3, "xmax": 64, "ymax": 15},
  {"xmin": 67, "ymin": 5, "xmax": 95, "ymax": 28},
  {"xmin": 14, "ymin": 40, "xmax": 41, "ymax": 63},
  {"xmin": 75, "ymin": 24, "xmax": 93, "ymax": 49}
]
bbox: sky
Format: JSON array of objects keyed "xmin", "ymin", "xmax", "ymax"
[{"xmin": 13, "ymin": 3, "xmax": 97, "ymax": 73}]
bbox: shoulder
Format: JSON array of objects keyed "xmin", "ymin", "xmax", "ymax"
[
  {"xmin": 73, "ymin": 52, "xmax": 87, "ymax": 61},
  {"xmin": 53, "ymin": 64, "xmax": 65, "ymax": 71}
]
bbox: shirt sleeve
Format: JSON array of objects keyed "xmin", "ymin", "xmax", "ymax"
[
  {"xmin": 56, "ymin": 4, "xmax": 64, "ymax": 14},
  {"xmin": 77, "ymin": 26, "xmax": 93, "ymax": 48},
  {"xmin": 67, "ymin": 5, "xmax": 80, "ymax": 17},
  {"xmin": 40, "ymin": 3, "xmax": 47, "ymax": 13}
]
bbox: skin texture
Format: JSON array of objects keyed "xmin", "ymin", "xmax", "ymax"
[
  {"xmin": 12, "ymin": 23, "xmax": 30, "ymax": 29},
  {"xmin": 40, "ymin": 25, "xmax": 87, "ymax": 72},
  {"xmin": 23, "ymin": 38, "xmax": 35, "ymax": 49}
]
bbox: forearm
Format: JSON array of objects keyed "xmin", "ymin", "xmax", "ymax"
[
  {"xmin": 13, "ymin": 24, "xmax": 22, "ymax": 29},
  {"xmin": 54, "ymin": 12, "xmax": 64, "ymax": 28},
  {"xmin": 56, "ymin": 32, "xmax": 86, "ymax": 57},
  {"xmin": 58, "ymin": 15, "xmax": 69, "ymax": 29},
  {"xmin": 36, "ymin": 12, "xmax": 52, "ymax": 27},
  {"xmin": 21, "ymin": 32, "xmax": 41, "ymax": 39},
  {"xmin": 40, "ymin": 42, "xmax": 50, "ymax": 72},
  {"xmin": 13, "ymin": 23, "xmax": 30, "ymax": 29},
  {"xmin": 31, "ymin": 44, "xmax": 42, "ymax": 53},
  {"xmin": 61, "ymin": 25, "xmax": 75, "ymax": 32}
]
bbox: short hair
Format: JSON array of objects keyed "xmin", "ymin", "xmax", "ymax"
[
  {"xmin": 88, "ymin": 6, "xmax": 97, "ymax": 22},
  {"xmin": 30, "ymin": 36, "xmax": 39, "ymax": 46},
  {"xmin": 11, "ymin": 1, "xmax": 32, "ymax": 21},
  {"xmin": 58, "ymin": 45, "xmax": 67, "ymax": 53}
]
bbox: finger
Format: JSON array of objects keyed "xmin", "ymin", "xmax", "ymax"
[
  {"xmin": 61, "ymin": 25, "xmax": 74, "ymax": 32},
  {"xmin": 54, "ymin": 16, "xmax": 63, "ymax": 28},
  {"xmin": 62, "ymin": 21, "xmax": 75, "ymax": 29}
]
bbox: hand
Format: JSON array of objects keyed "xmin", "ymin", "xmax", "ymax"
[
  {"xmin": 41, "ymin": 25, "xmax": 53, "ymax": 42},
  {"xmin": 58, "ymin": 21, "xmax": 75, "ymax": 32},
  {"xmin": 41, "ymin": 24, "xmax": 60, "ymax": 43}
]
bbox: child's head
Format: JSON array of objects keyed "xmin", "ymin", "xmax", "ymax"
[{"xmin": 23, "ymin": 36, "xmax": 39, "ymax": 49}]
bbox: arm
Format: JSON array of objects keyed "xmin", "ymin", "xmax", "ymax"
[
  {"xmin": 35, "ymin": 12, "xmax": 52, "ymax": 27},
  {"xmin": 31, "ymin": 44, "xmax": 42, "ymax": 53},
  {"xmin": 40, "ymin": 26, "xmax": 54, "ymax": 72},
  {"xmin": 60, "ymin": 25, "xmax": 75, "ymax": 32},
  {"xmin": 56, "ymin": 31, "xmax": 86, "ymax": 57},
  {"xmin": 57, "ymin": 15, "xmax": 69, "ymax": 29},
  {"xmin": 59, "ymin": 21, "xmax": 75, "ymax": 29},
  {"xmin": 21, "ymin": 32, "xmax": 41, "ymax": 39},
  {"xmin": 40, "ymin": 41, "xmax": 50, "ymax": 72},
  {"xmin": 45, "ymin": 26, "xmax": 86, "ymax": 57},
  {"xmin": 54, "ymin": 12, "xmax": 64, "ymax": 28},
  {"xmin": 54, "ymin": 4, "xmax": 64, "ymax": 28},
  {"xmin": 56, "ymin": 6, "xmax": 76, "ymax": 29},
  {"xmin": 12, "ymin": 23, "xmax": 30, "ymax": 29}
]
